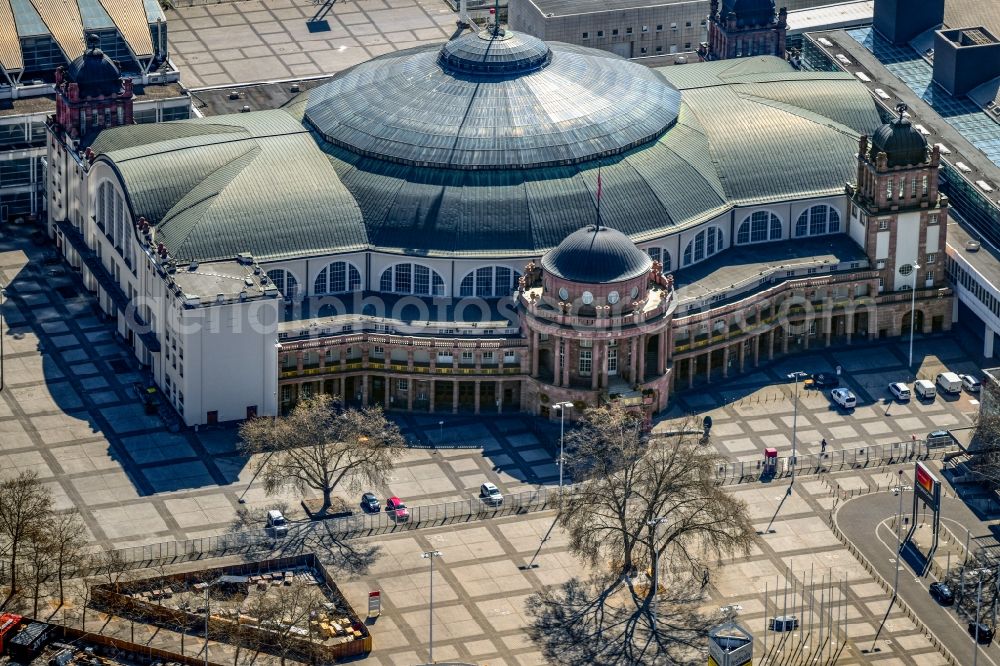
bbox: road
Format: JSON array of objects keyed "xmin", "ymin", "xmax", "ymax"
[{"xmin": 838, "ymin": 491, "xmax": 1000, "ymax": 665}]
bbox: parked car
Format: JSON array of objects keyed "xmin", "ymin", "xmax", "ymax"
[
  {"xmin": 360, "ymin": 492, "xmax": 380, "ymax": 513},
  {"xmin": 385, "ymin": 496, "xmax": 410, "ymax": 523},
  {"xmin": 888, "ymin": 382, "xmax": 911, "ymax": 401},
  {"xmin": 830, "ymin": 388, "xmax": 856, "ymax": 409},
  {"xmin": 929, "ymin": 582, "xmax": 954, "ymax": 605},
  {"xmin": 961, "ymin": 374, "xmax": 982, "ymax": 393},
  {"xmin": 807, "ymin": 373, "xmax": 839, "ymax": 389},
  {"xmin": 266, "ymin": 509, "xmax": 289, "ymax": 537},
  {"xmin": 926, "ymin": 430, "xmax": 954, "ymax": 447},
  {"xmin": 914, "ymin": 379, "xmax": 936, "ymax": 400},
  {"xmin": 936, "ymin": 372, "xmax": 962, "ymax": 394},
  {"xmin": 480, "ymin": 482, "xmax": 504, "ymax": 506},
  {"xmin": 969, "ymin": 622, "xmax": 995, "ymax": 644}
]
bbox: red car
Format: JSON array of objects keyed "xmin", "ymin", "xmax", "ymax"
[{"xmin": 385, "ymin": 496, "xmax": 410, "ymax": 523}]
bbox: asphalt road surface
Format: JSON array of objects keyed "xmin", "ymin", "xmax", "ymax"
[{"xmin": 838, "ymin": 490, "xmax": 1000, "ymax": 665}]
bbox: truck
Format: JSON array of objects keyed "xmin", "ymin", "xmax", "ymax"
[{"xmin": 935, "ymin": 372, "xmax": 962, "ymax": 394}]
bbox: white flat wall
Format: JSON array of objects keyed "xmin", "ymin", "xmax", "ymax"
[
  {"xmin": 892, "ymin": 211, "xmax": 921, "ymax": 291},
  {"xmin": 179, "ymin": 299, "xmax": 280, "ymax": 425}
]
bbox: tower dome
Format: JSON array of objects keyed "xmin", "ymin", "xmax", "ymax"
[
  {"xmin": 542, "ymin": 225, "xmax": 652, "ymax": 284},
  {"xmin": 438, "ymin": 27, "xmax": 552, "ymax": 76},
  {"xmin": 870, "ymin": 106, "xmax": 928, "ymax": 167},
  {"xmin": 67, "ymin": 34, "xmax": 122, "ymax": 98}
]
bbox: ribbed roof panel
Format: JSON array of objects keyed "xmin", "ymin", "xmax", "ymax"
[
  {"xmin": 99, "ymin": 0, "xmax": 153, "ymax": 57},
  {"xmin": 29, "ymin": 0, "xmax": 84, "ymax": 60},
  {"xmin": 0, "ymin": 0, "xmax": 23, "ymax": 70}
]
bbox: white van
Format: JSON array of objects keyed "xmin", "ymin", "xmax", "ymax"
[
  {"xmin": 936, "ymin": 372, "xmax": 962, "ymax": 394},
  {"xmin": 914, "ymin": 379, "xmax": 936, "ymax": 400}
]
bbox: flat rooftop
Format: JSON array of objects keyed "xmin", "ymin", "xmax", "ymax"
[
  {"xmin": 786, "ymin": 1, "xmax": 873, "ymax": 35},
  {"xmin": 947, "ymin": 217, "xmax": 1000, "ymax": 289},
  {"xmin": 0, "ymin": 82, "xmax": 188, "ymax": 119},
  {"xmin": 524, "ymin": 0, "xmax": 698, "ymax": 18},
  {"xmin": 192, "ymin": 77, "xmax": 334, "ymax": 117},
  {"xmin": 168, "ymin": 259, "xmax": 278, "ymax": 306},
  {"xmin": 811, "ymin": 29, "xmax": 1000, "ymax": 188},
  {"xmin": 672, "ymin": 234, "xmax": 869, "ymax": 314}
]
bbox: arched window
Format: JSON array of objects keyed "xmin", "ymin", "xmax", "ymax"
[
  {"xmin": 736, "ymin": 211, "xmax": 782, "ymax": 245},
  {"xmin": 682, "ymin": 227, "xmax": 724, "ymax": 266},
  {"xmin": 794, "ymin": 205, "xmax": 841, "ymax": 238},
  {"xmin": 379, "ymin": 263, "xmax": 445, "ymax": 296},
  {"xmin": 458, "ymin": 266, "xmax": 522, "ymax": 297},
  {"xmin": 645, "ymin": 247, "xmax": 673, "ymax": 273},
  {"xmin": 313, "ymin": 261, "xmax": 361, "ymax": 295},
  {"xmin": 267, "ymin": 269, "xmax": 299, "ymax": 300}
]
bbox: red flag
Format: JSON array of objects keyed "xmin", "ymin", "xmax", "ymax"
[{"xmin": 489, "ymin": 7, "xmax": 495, "ymax": 13}]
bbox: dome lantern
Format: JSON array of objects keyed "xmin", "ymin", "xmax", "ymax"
[{"xmin": 870, "ymin": 103, "xmax": 928, "ymax": 168}]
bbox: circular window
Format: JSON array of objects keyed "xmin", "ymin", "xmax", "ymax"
[
  {"xmin": 582, "ymin": 291, "xmax": 594, "ymax": 305},
  {"xmin": 630, "ymin": 286, "xmax": 639, "ymax": 300},
  {"xmin": 898, "ymin": 263, "xmax": 913, "ymax": 276},
  {"xmin": 558, "ymin": 287, "xmax": 569, "ymax": 301},
  {"xmin": 608, "ymin": 290, "xmax": 620, "ymax": 304}
]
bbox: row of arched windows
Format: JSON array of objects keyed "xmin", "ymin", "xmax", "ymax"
[
  {"xmin": 262, "ymin": 205, "xmax": 844, "ymax": 299},
  {"xmin": 96, "ymin": 180, "xmax": 135, "ymax": 268},
  {"xmin": 265, "ymin": 263, "xmax": 520, "ymax": 300}
]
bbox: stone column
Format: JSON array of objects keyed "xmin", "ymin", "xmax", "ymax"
[
  {"xmin": 497, "ymin": 380, "xmax": 503, "ymax": 414},
  {"xmin": 475, "ymin": 350, "xmax": 482, "ymax": 371},
  {"xmin": 722, "ymin": 345, "xmax": 730, "ymax": 379},
  {"xmin": 739, "ymin": 340, "xmax": 746, "ymax": 373},
  {"xmin": 562, "ymin": 340, "xmax": 571, "ymax": 387},
  {"xmin": 452, "ymin": 381, "xmax": 459, "ymax": 414},
  {"xmin": 768, "ymin": 330, "xmax": 775, "ymax": 360},
  {"xmin": 687, "ymin": 357, "xmax": 694, "ymax": 389},
  {"xmin": 781, "ymin": 328, "xmax": 789, "ymax": 354},
  {"xmin": 986, "ymin": 323, "xmax": 996, "ymax": 358},
  {"xmin": 429, "ymin": 379, "xmax": 436, "ymax": 413},
  {"xmin": 531, "ymin": 330, "xmax": 540, "ymax": 377},
  {"xmin": 638, "ymin": 335, "xmax": 647, "ymax": 382},
  {"xmin": 705, "ymin": 350, "xmax": 712, "ymax": 384},
  {"xmin": 362, "ymin": 375, "xmax": 369, "ymax": 407},
  {"xmin": 407, "ymin": 382, "xmax": 414, "ymax": 411},
  {"xmin": 552, "ymin": 336, "xmax": 562, "ymax": 387},
  {"xmin": 296, "ymin": 351, "xmax": 304, "ymax": 372},
  {"xmin": 846, "ymin": 308, "xmax": 854, "ymax": 345},
  {"xmin": 658, "ymin": 330, "xmax": 668, "ymax": 375},
  {"xmin": 384, "ymin": 377, "xmax": 390, "ymax": 409},
  {"xmin": 474, "ymin": 381, "xmax": 481, "ymax": 414},
  {"xmin": 753, "ymin": 334, "xmax": 761, "ymax": 367},
  {"xmin": 630, "ymin": 337, "xmax": 639, "ymax": 383},
  {"xmin": 591, "ymin": 343, "xmax": 600, "ymax": 391},
  {"xmin": 825, "ymin": 314, "xmax": 833, "ymax": 347}
]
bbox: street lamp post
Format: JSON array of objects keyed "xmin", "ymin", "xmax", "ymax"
[
  {"xmin": 646, "ymin": 517, "xmax": 669, "ymax": 632},
  {"xmin": 907, "ymin": 262, "xmax": 921, "ymax": 370},
  {"xmin": 421, "ymin": 550, "xmax": 443, "ymax": 663},
  {"xmin": 787, "ymin": 372, "xmax": 807, "ymax": 487},
  {"xmin": 554, "ymin": 402, "xmax": 573, "ymax": 501},
  {"xmin": 975, "ymin": 573, "xmax": 984, "ymax": 666},
  {"xmin": 0, "ymin": 284, "xmax": 6, "ymax": 392},
  {"xmin": 893, "ymin": 469, "xmax": 904, "ymax": 599}
]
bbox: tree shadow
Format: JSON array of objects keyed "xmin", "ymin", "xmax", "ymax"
[{"xmin": 525, "ymin": 573, "xmax": 719, "ymax": 666}]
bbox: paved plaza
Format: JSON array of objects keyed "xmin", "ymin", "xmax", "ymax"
[
  {"xmin": 166, "ymin": 0, "xmax": 457, "ymax": 88},
  {"xmin": 3, "ymin": 220, "xmax": 996, "ymax": 664},
  {"xmin": 667, "ymin": 338, "xmax": 982, "ymax": 466}
]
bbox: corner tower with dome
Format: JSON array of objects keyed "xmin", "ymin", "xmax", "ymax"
[{"xmin": 45, "ymin": 20, "xmax": 952, "ymax": 426}]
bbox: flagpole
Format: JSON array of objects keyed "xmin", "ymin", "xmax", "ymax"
[{"xmin": 596, "ymin": 163, "xmax": 602, "ymax": 229}]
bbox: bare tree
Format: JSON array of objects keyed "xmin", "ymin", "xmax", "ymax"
[
  {"xmin": 526, "ymin": 405, "xmax": 757, "ymax": 665},
  {"xmin": 48, "ymin": 510, "xmax": 86, "ymax": 608},
  {"xmin": 24, "ymin": 527, "xmax": 56, "ymax": 617},
  {"xmin": 945, "ymin": 551, "xmax": 1000, "ymax": 626},
  {"xmin": 247, "ymin": 580, "xmax": 326, "ymax": 666},
  {"xmin": 239, "ymin": 395, "xmax": 405, "ymax": 514},
  {"xmin": 0, "ymin": 470, "xmax": 53, "ymax": 605},
  {"xmin": 967, "ymin": 379, "xmax": 1000, "ymax": 488}
]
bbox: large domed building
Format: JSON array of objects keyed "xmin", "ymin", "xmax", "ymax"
[{"xmin": 46, "ymin": 26, "xmax": 953, "ymax": 426}]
